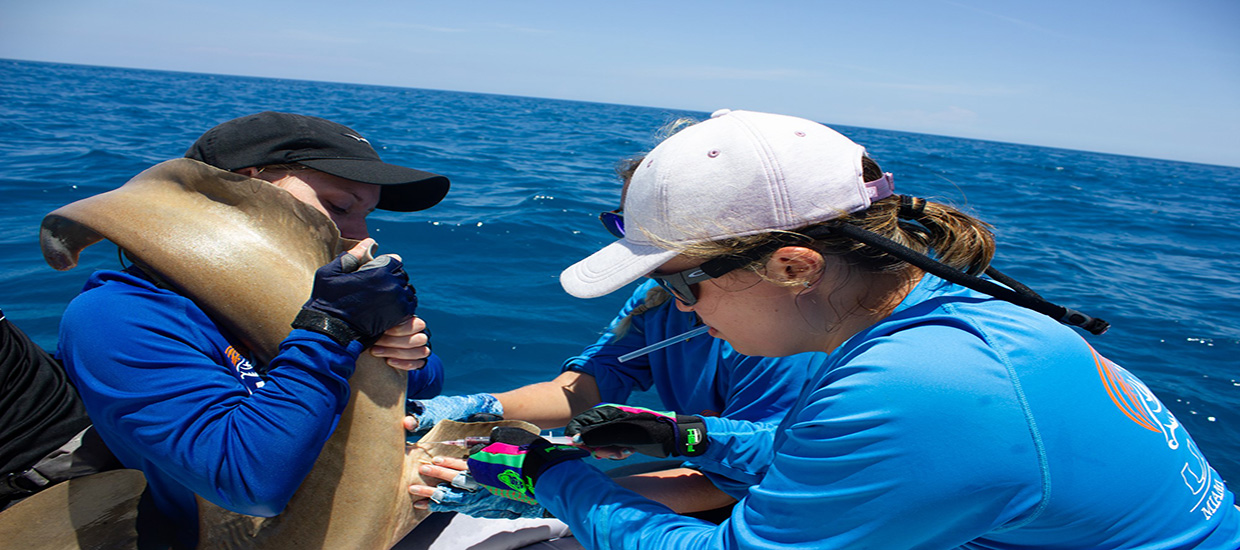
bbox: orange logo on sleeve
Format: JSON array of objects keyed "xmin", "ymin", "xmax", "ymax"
[
  {"xmin": 1093, "ymin": 347, "xmax": 1160, "ymax": 433},
  {"xmin": 1092, "ymin": 346, "xmax": 1225, "ymax": 519}
]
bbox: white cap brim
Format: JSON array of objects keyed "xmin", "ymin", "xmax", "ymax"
[{"xmin": 560, "ymin": 238, "xmax": 679, "ymax": 298}]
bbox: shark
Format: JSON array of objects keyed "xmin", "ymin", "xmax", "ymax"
[{"xmin": 0, "ymin": 159, "xmax": 533, "ymax": 549}]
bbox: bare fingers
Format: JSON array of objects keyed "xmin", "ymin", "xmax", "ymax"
[
  {"xmin": 432, "ymin": 456, "xmax": 469, "ymax": 470},
  {"xmin": 410, "ymin": 456, "xmax": 471, "ymax": 508},
  {"xmin": 374, "ymin": 354, "xmax": 428, "ymax": 371},
  {"xmin": 371, "ymin": 317, "xmax": 431, "ymax": 370},
  {"xmin": 423, "ymin": 456, "xmax": 467, "ymax": 479},
  {"xmin": 382, "ymin": 316, "xmax": 428, "ymax": 338},
  {"xmin": 409, "ymin": 479, "xmax": 440, "ymax": 505}
]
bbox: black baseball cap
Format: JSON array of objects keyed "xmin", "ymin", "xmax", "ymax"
[{"xmin": 185, "ymin": 111, "xmax": 450, "ymax": 212}]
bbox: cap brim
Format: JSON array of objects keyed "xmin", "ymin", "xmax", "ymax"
[
  {"xmin": 299, "ymin": 158, "xmax": 450, "ymax": 212},
  {"xmin": 560, "ymin": 238, "xmax": 679, "ymax": 299}
]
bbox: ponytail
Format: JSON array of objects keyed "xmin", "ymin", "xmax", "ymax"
[{"xmin": 810, "ymin": 156, "xmax": 995, "ymax": 277}]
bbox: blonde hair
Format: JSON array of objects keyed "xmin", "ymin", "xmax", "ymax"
[{"xmin": 610, "ymin": 285, "xmax": 674, "ymax": 340}]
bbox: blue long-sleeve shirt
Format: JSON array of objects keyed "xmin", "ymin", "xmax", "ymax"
[
  {"xmin": 537, "ymin": 275, "xmax": 1240, "ymax": 549},
  {"xmin": 58, "ymin": 268, "xmax": 442, "ymax": 547},
  {"xmin": 562, "ymin": 280, "xmax": 824, "ymax": 497}
]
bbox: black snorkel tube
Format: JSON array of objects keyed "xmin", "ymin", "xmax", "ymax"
[{"xmin": 827, "ymin": 223, "xmax": 1109, "ymax": 335}]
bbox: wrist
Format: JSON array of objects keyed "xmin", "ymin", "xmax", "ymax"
[
  {"xmin": 524, "ymin": 440, "xmax": 589, "ymax": 487},
  {"xmin": 291, "ymin": 309, "xmax": 361, "ymax": 346},
  {"xmin": 528, "ymin": 455, "xmax": 580, "ymax": 507},
  {"xmin": 475, "ymin": 392, "xmax": 505, "ymax": 417},
  {"xmin": 675, "ymin": 415, "xmax": 709, "ymax": 457}
]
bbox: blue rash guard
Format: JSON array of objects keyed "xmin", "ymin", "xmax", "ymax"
[
  {"xmin": 57, "ymin": 268, "xmax": 443, "ymax": 548},
  {"xmin": 537, "ymin": 274, "xmax": 1240, "ymax": 549},
  {"xmin": 562, "ymin": 279, "xmax": 823, "ymax": 498}
]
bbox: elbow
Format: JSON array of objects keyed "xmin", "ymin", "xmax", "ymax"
[
  {"xmin": 211, "ymin": 478, "xmax": 300, "ymax": 518},
  {"xmin": 230, "ymin": 502, "xmax": 285, "ymax": 519},
  {"xmin": 223, "ymin": 492, "xmax": 294, "ymax": 518}
]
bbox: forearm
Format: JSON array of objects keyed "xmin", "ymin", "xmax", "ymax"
[
  {"xmin": 178, "ymin": 332, "xmax": 359, "ymax": 513},
  {"xmin": 691, "ymin": 416, "xmax": 779, "ymax": 487},
  {"xmin": 494, "ymin": 371, "xmax": 600, "ymax": 430},
  {"xmin": 71, "ymin": 331, "xmax": 357, "ymax": 515},
  {"xmin": 536, "ymin": 461, "xmax": 724, "ymax": 550},
  {"xmin": 614, "ymin": 468, "xmax": 737, "ymax": 514}
]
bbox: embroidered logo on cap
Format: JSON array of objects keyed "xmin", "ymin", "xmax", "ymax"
[{"xmin": 342, "ymin": 133, "xmax": 370, "ymax": 144}]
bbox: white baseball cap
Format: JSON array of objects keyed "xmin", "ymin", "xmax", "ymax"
[{"xmin": 560, "ymin": 109, "xmax": 894, "ymax": 299}]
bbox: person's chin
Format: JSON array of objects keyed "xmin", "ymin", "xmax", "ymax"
[
  {"xmin": 718, "ymin": 334, "xmax": 759, "ymax": 356},
  {"xmin": 728, "ymin": 337, "xmax": 794, "ymax": 358}
]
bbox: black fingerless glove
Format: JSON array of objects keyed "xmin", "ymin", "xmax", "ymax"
[{"xmin": 293, "ymin": 252, "xmax": 417, "ymax": 346}]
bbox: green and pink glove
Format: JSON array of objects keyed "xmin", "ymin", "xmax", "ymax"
[{"xmin": 466, "ymin": 427, "xmax": 588, "ymax": 505}]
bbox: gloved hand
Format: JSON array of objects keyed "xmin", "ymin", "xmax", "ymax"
[
  {"xmin": 293, "ymin": 248, "xmax": 417, "ymax": 346},
  {"xmin": 565, "ymin": 404, "xmax": 709, "ymax": 458},
  {"xmin": 428, "ymin": 470, "xmax": 547, "ymax": 519},
  {"xmin": 407, "ymin": 393, "xmax": 504, "ymax": 434},
  {"xmin": 467, "ymin": 427, "xmax": 588, "ymax": 505}
]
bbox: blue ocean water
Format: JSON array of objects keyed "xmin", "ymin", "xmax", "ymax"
[{"xmin": 2, "ymin": 59, "xmax": 1238, "ymax": 483}]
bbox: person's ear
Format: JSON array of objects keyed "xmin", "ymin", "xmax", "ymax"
[{"xmin": 765, "ymin": 246, "xmax": 822, "ymax": 287}]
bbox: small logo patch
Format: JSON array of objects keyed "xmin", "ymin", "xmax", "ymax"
[
  {"xmin": 498, "ymin": 470, "xmax": 526, "ymax": 493},
  {"xmin": 684, "ymin": 428, "xmax": 703, "ymax": 453}
]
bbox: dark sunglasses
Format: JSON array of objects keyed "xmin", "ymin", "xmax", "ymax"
[
  {"xmin": 649, "ymin": 240, "xmax": 795, "ymax": 306},
  {"xmin": 598, "ymin": 209, "xmax": 625, "ymax": 239}
]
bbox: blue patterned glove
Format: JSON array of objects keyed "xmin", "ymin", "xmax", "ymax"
[
  {"xmin": 407, "ymin": 393, "xmax": 504, "ymax": 434},
  {"xmin": 428, "ymin": 471, "xmax": 547, "ymax": 519}
]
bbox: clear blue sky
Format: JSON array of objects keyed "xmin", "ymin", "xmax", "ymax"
[{"xmin": 2, "ymin": 0, "xmax": 1237, "ymax": 167}]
